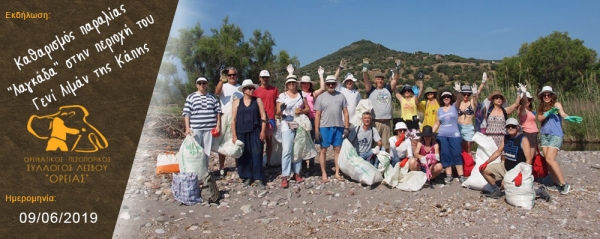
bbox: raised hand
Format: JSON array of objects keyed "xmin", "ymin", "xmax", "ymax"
[
  {"xmin": 472, "ymin": 83, "xmax": 478, "ymax": 95},
  {"xmin": 339, "ymin": 58, "xmax": 348, "ymax": 69},
  {"xmin": 389, "ymin": 69, "xmax": 395, "ymax": 79},
  {"xmin": 518, "ymin": 83, "xmax": 527, "ymax": 93},
  {"xmin": 318, "ymin": 66, "xmax": 324, "ymax": 77},
  {"xmin": 482, "ymin": 72, "xmax": 488, "ymax": 84},
  {"xmin": 286, "ymin": 64, "xmax": 294, "ymax": 75},
  {"xmin": 362, "ymin": 58, "xmax": 370, "ymax": 73},
  {"xmin": 454, "ymin": 81, "xmax": 461, "ymax": 92}
]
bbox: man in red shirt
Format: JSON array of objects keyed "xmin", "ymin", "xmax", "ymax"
[{"xmin": 253, "ymin": 70, "xmax": 279, "ymax": 167}]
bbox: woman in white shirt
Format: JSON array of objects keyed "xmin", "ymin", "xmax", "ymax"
[
  {"xmin": 389, "ymin": 122, "xmax": 419, "ymax": 170},
  {"xmin": 276, "ymin": 75, "xmax": 310, "ymax": 189}
]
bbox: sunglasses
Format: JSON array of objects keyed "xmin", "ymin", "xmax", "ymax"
[
  {"xmin": 505, "ymin": 125, "xmax": 518, "ymax": 129},
  {"xmin": 228, "ymin": 74, "xmax": 237, "ymax": 77},
  {"xmin": 542, "ymin": 93, "xmax": 552, "ymax": 98},
  {"xmin": 197, "ymin": 82, "xmax": 208, "ymax": 85},
  {"xmin": 492, "ymin": 95, "xmax": 503, "ymax": 100},
  {"xmin": 244, "ymin": 87, "xmax": 255, "ymax": 91},
  {"xmin": 441, "ymin": 96, "xmax": 451, "ymax": 99},
  {"xmin": 397, "ymin": 129, "xmax": 407, "ymax": 132},
  {"xmin": 326, "ymin": 83, "xmax": 336, "ymax": 86},
  {"xmin": 462, "ymin": 93, "xmax": 472, "ymax": 97}
]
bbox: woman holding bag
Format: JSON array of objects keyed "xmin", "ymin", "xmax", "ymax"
[
  {"xmin": 231, "ymin": 79, "xmax": 267, "ymax": 190},
  {"xmin": 277, "ymin": 75, "xmax": 310, "ymax": 188}
]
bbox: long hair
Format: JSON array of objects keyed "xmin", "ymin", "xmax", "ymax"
[{"xmin": 537, "ymin": 93, "xmax": 557, "ymax": 113}]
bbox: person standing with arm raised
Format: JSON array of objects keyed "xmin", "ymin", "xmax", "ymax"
[
  {"xmin": 215, "ymin": 67, "xmax": 242, "ymax": 177},
  {"xmin": 362, "ymin": 58, "xmax": 397, "ymax": 152}
]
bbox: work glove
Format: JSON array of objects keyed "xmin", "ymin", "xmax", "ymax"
[
  {"xmin": 513, "ymin": 172, "xmax": 523, "ymax": 187},
  {"xmin": 399, "ymin": 158, "xmax": 409, "ymax": 168},
  {"xmin": 389, "ymin": 69, "xmax": 395, "ymax": 79},
  {"xmin": 482, "ymin": 72, "xmax": 488, "ymax": 84},
  {"xmin": 279, "ymin": 103, "xmax": 287, "ymax": 113},
  {"xmin": 362, "ymin": 58, "xmax": 370, "ymax": 73},
  {"xmin": 412, "ymin": 85, "xmax": 419, "ymax": 96},
  {"xmin": 339, "ymin": 58, "xmax": 348, "ymax": 69},
  {"xmin": 543, "ymin": 107, "xmax": 559, "ymax": 117},
  {"xmin": 516, "ymin": 85, "xmax": 523, "ymax": 96},
  {"xmin": 318, "ymin": 66, "xmax": 324, "ymax": 77},
  {"xmin": 479, "ymin": 162, "xmax": 489, "ymax": 173},
  {"xmin": 518, "ymin": 83, "xmax": 527, "ymax": 94},
  {"xmin": 315, "ymin": 130, "xmax": 321, "ymax": 142},
  {"xmin": 395, "ymin": 59, "xmax": 402, "ymax": 70},
  {"xmin": 454, "ymin": 82, "xmax": 461, "ymax": 92},
  {"xmin": 565, "ymin": 116, "xmax": 583, "ymax": 123},
  {"xmin": 286, "ymin": 64, "xmax": 294, "ymax": 75},
  {"xmin": 371, "ymin": 147, "xmax": 380, "ymax": 156},
  {"xmin": 426, "ymin": 153, "xmax": 439, "ymax": 161},
  {"xmin": 220, "ymin": 69, "xmax": 228, "ymax": 82},
  {"xmin": 472, "ymin": 83, "xmax": 478, "ymax": 95}
]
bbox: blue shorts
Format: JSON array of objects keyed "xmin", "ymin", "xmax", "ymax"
[
  {"xmin": 458, "ymin": 124, "xmax": 475, "ymax": 142},
  {"xmin": 320, "ymin": 127, "xmax": 344, "ymax": 148},
  {"xmin": 540, "ymin": 134, "xmax": 562, "ymax": 150}
]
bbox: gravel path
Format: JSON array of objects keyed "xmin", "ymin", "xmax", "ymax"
[{"xmin": 113, "ymin": 133, "xmax": 600, "ymax": 238}]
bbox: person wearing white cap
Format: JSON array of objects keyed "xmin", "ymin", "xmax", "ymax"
[
  {"xmin": 478, "ymin": 118, "xmax": 551, "ymax": 202},
  {"xmin": 215, "ymin": 67, "xmax": 243, "ymax": 176},
  {"xmin": 276, "ymin": 74, "xmax": 310, "ymax": 188},
  {"xmin": 333, "ymin": 58, "xmax": 361, "ymax": 122},
  {"xmin": 432, "ymin": 90, "xmax": 466, "ymax": 184},
  {"xmin": 314, "ymin": 74, "xmax": 349, "ymax": 182},
  {"xmin": 231, "ymin": 79, "xmax": 267, "ymax": 189},
  {"xmin": 389, "ymin": 122, "xmax": 414, "ymax": 168},
  {"xmin": 536, "ymin": 85, "xmax": 582, "ymax": 194},
  {"xmin": 253, "ymin": 69, "xmax": 278, "ymax": 167},
  {"xmin": 362, "ymin": 58, "xmax": 399, "ymax": 151},
  {"xmin": 182, "ymin": 77, "xmax": 222, "ymax": 178}
]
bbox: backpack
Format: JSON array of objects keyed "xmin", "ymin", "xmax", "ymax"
[
  {"xmin": 201, "ymin": 173, "xmax": 220, "ymax": 203},
  {"xmin": 348, "ymin": 125, "xmax": 375, "ymax": 147}
]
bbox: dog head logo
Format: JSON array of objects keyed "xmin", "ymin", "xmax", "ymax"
[{"xmin": 27, "ymin": 105, "xmax": 108, "ymax": 152}]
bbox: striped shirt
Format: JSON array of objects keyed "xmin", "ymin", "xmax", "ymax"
[{"xmin": 182, "ymin": 92, "xmax": 221, "ymax": 130}]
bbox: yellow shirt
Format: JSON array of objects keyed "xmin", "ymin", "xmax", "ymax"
[
  {"xmin": 418, "ymin": 100, "xmax": 439, "ymax": 131},
  {"xmin": 400, "ymin": 97, "xmax": 418, "ymax": 121}
]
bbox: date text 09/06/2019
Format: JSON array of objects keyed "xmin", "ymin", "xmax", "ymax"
[{"xmin": 19, "ymin": 212, "xmax": 97, "ymax": 224}]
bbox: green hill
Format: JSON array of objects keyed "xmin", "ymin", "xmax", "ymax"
[{"xmin": 296, "ymin": 40, "xmax": 499, "ymax": 90}]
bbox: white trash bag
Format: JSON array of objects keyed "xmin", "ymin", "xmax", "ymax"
[
  {"xmin": 218, "ymin": 139, "xmax": 245, "ymax": 159},
  {"xmin": 293, "ymin": 127, "xmax": 317, "ymax": 162},
  {"xmin": 211, "ymin": 106, "xmax": 233, "ymax": 153},
  {"xmin": 504, "ymin": 162, "xmax": 536, "ymax": 210},
  {"xmin": 273, "ymin": 119, "xmax": 283, "ymax": 143},
  {"xmin": 462, "ymin": 132, "xmax": 500, "ymax": 190},
  {"xmin": 384, "ymin": 162, "xmax": 426, "ymax": 191},
  {"xmin": 295, "ymin": 114, "xmax": 312, "ymax": 131},
  {"xmin": 338, "ymin": 139, "xmax": 382, "ymax": 185},
  {"xmin": 177, "ymin": 133, "xmax": 208, "ymax": 180},
  {"xmin": 351, "ymin": 99, "xmax": 373, "ymax": 127}
]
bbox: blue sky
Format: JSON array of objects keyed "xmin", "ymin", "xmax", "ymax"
[{"xmin": 167, "ymin": 0, "xmax": 600, "ymax": 66}]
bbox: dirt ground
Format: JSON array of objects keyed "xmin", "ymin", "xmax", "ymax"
[{"xmin": 112, "ymin": 131, "xmax": 600, "ymax": 238}]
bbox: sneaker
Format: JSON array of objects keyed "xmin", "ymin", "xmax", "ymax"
[
  {"xmin": 281, "ymin": 177, "xmax": 289, "ymax": 188},
  {"xmin": 444, "ymin": 176, "xmax": 453, "ymax": 184},
  {"xmin": 559, "ymin": 183, "xmax": 571, "ymax": 195},
  {"xmin": 486, "ymin": 189, "xmax": 504, "ymax": 199},
  {"xmin": 459, "ymin": 176, "xmax": 467, "ymax": 184},
  {"xmin": 294, "ymin": 173, "xmax": 305, "ymax": 183},
  {"xmin": 536, "ymin": 187, "xmax": 551, "ymax": 202},
  {"xmin": 242, "ymin": 178, "xmax": 251, "ymax": 187},
  {"xmin": 544, "ymin": 184, "xmax": 560, "ymax": 191},
  {"xmin": 255, "ymin": 180, "xmax": 266, "ymax": 190}
]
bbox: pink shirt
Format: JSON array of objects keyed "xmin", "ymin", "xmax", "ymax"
[
  {"xmin": 519, "ymin": 109, "xmax": 539, "ymax": 133},
  {"xmin": 303, "ymin": 90, "xmax": 316, "ymax": 119}
]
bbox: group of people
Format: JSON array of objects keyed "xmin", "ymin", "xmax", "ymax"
[{"xmin": 182, "ymin": 58, "xmax": 581, "ymax": 200}]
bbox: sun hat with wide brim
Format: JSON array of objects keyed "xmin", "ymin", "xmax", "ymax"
[
  {"xmin": 342, "ymin": 73, "xmax": 357, "ymax": 84},
  {"xmin": 417, "ymin": 125, "xmax": 438, "ymax": 137},
  {"xmin": 285, "ymin": 75, "xmax": 298, "ymax": 84},
  {"xmin": 238, "ymin": 79, "xmax": 259, "ymax": 92},
  {"xmin": 487, "ymin": 90, "xmax": 506, "ymax": 104},
  {"xmin": 299, "ymin": 75, "xmax": 314, "ymax": 85},
  {"xmin": 460, "ymin": 84, "xmax": 473, "ymax": 94},
  {"xmin": 394, "ymin": 122, "xmax": 408, "ymax": 131},
  {"xmin": 537, "ymin": 86, "xmax": 556, "ymax": 97}
]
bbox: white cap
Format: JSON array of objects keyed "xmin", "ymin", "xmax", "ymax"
[
  {"xmin": 342, "ymin": 73, "xmax": 357, "ymax": 83},
  {"xmin": 505, "ymin": 117, "xmax": 519, "ymax": 127},
  {"xmin": 259, "ymin": 70, "xmax": 270, "ymax": 77},
  {"xmin": 196, "ymin": 77, "xmax": 208, "ymax": 83},
  {"xmin": 394, "ymin": 122, "xmax": 408, "ymax": 131}
]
